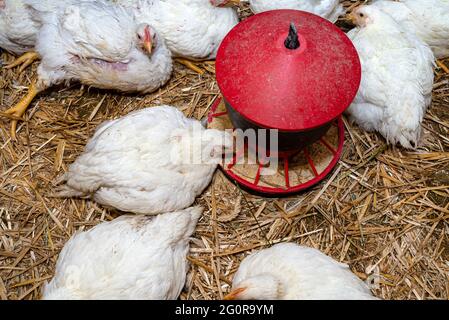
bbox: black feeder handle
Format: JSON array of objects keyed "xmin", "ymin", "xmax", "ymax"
[{"xmin": 285, "ymin": 22, "xmax": 300, "ymax": 50}]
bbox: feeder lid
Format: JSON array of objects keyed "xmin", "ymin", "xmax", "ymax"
[{"xmin": 215, "ymin": 10, "xmax": 361, "ymax": 132}]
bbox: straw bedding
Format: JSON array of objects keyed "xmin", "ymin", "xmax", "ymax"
[{"xmin": 0, "ymin": 0, "xmax": 448, "ymax": 300}]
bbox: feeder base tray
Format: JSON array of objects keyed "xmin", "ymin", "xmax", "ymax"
[{"xmin": 207, "ymin": 97, "xmax": 345, "ymax": 195}]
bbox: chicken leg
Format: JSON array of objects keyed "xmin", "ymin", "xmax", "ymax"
[
  {"xmin": 175, "ymin": 58, "xmax": 205, "ymax": 75},
  {"xmin": 2, "ymin": 82, "xmax": 40, "ymax": 139},
  {"xmin": 4, "ymin": 51, "xmax": 40, "ymax": 74}
]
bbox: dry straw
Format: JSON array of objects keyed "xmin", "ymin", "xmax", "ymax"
[{"xmin": 0, "ymin": 1, "xmax": 448, "ymax": 300}]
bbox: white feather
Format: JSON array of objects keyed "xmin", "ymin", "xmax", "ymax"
[
  {"xmin": 117, "ymin": 0, "xmax": 239, "ymax": 59},
  {"xmin": 0, "ymin": 0, "xmax": 48, "ymax": 54},
  {"xmin": 55, "ymin": 106, "xmax": 233, "ymax": 215},
  {"xmin": 346, "ymin": 5, "xmax": 435, "ymax": 149},
  {"xmin": 371, "ymin": 0, "xmax": 449, "ymax": 58},
  {"xmin": 247, "ymin": 0, "xmax": 344, "ymax": 23},
  {"xmin": 229, "ymin": 243, "xmax": 378, "ymax": 300},
  {"xmin": 26, "ymin": 0, "xmax": 172, "ymax": 93},
  {"xmin": 42, "ymin": 207, "xmax": 202, "ymax": 300}
]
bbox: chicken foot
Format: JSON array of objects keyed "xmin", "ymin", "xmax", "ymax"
[
  {"xmin": 4, "ymin": 51, "xmax": 40, "ymax": 74},
  {"xmin": 436, "ymin": 60, "xmax": 449, "ymax": 74},
  {"xmin": 2, "ymin": 82, "xmax": 41, "ymax": 139},
  {"xmin": 175, "ymin": 58, "xmax": 206, "ymax": 75}
]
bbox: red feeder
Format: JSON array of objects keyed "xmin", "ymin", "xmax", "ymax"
[{"xmin": 209, "ymin": 10, "xmax": 361, "ymax": 195}]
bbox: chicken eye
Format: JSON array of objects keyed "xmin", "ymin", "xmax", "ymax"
[
  {"xmin": 137, "ymin": 34, "xmax": 142, "ymax": 40},
  {"xmin": 359, "ymin": 13, "xmax": 364, "ymax": 17}
]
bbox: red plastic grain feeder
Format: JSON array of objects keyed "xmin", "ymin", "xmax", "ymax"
[{"xmin": 208, "ymin": 10, "xmax": 361, "ymax": 195}]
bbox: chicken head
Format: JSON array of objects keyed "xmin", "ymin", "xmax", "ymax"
[
  {"xmin": 136, "ymin": 24, "xmax": 157, "ymax": 55},
  {"xmin": 224, "ymin": 274, "xmax": 284, "ymax": 300},
  {"xmin": 350, "ymin": 6, "xmax": 382, "ymax": 28}
]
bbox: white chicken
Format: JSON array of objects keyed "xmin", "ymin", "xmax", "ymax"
[
  {"xmin": 224, "ymin": 243, "xmax": 378, "ymax": 300},
  {"xmin": 2, "ymin": 0, "xmax": 172, "ymax": 140},
  {"xmin": 0, "ymin": 0, "xmax": 47, "ymax": 72},
  {"xmin": 224, "ymin": 0, "xmax": 345, "ymax": 23},
  {"xmin": 370, "ymin": 0, "xmax": 449, "ymax": 59},
  {"xmin": 346, "ymin": 5, "xmax": 435, "ymax": 149},
  {"xmin": 42, "ymin": 206, "xmax": 202, "ymax": 300},
  {"xmin": 0, "ymin": 0, "xmax": 36, "ymax": 55},
  {"xmin": 116, "ymin": 0, "xmax": 239, "ymax": 73},
  {"xmin": 0, "ymin": 0, "xmax": 102, "ymax": 72},
  {"xmin": 54, "ymin": 106, "xmax": 233, "ymax": 215}
]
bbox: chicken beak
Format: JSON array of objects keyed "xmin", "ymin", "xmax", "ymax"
[
  {"xmin": 144, "ymin": 40, "xmax": 153, "ymax": 55},
  {"xmin": 348, "ymin": 12, "xmax": 358, "ymax": 25},
  {"xmin": 143, "ymin": 26, "xmax": 153, "ymax": 55},
  {"xmin": 223, "ymin": 288, "xmax": 245, "ymax": 300}
]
